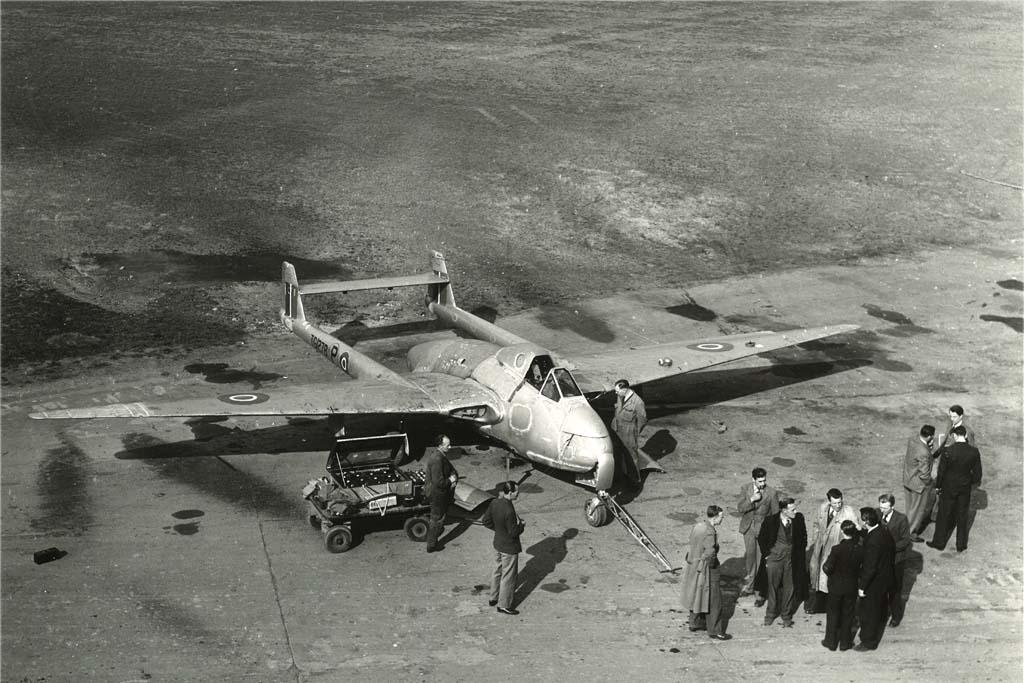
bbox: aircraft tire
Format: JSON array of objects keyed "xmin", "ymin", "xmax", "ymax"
[
  {"xmin": 404, "ymin": 516, "xmax": 429, "ymax": 542},
  {"xmin": 324, "ymin": 525, "xmax": 354, "ymax": 553},
  {"xmin": 585, "ymin": 497, "xmax": 610, "ymax": 527}
]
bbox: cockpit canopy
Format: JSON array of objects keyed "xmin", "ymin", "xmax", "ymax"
[
  {"xmin": 493, "ymin": 345, "xmax": 583, "ymax": 402},
  {"xmin": 539, "ymin": 367, "xmax": 583, "ymax": 402}
]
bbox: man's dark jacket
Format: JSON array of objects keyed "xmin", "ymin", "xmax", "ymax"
[
  {"xmin": 822, "ymin": 537, "xmax": 863, "ymax": 596},
  {"xmin": 482, "ymin": 497, "xmax": 524, "ymax": 554},
  {"xmin": 936, "ymin": 442, "xmax": 982, "ymax": 494},
  {"xmin": 858, "ymin": 525, "xmax": 895, "ymax": 594},
  {"xmin": 752, "ymin": 511, "xmax": 808, "ymax": 600}
]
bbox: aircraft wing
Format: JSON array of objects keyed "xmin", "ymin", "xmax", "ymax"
[
  {"xmin": 28, "ymin": 375, "xmax": 500, "ymax": 422},
  {"xmin": 567, "ymin": 324, "xmax": 859, "ymax": 392}
]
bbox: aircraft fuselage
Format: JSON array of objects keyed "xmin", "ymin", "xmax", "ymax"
[{"xmin": 407, "ymin": 338, "xmax": 616, "ymax": 490}]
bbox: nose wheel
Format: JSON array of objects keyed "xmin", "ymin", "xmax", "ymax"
[{"xmin": 585, "ymin": 496, "xmax": 611, "ymax": 527}]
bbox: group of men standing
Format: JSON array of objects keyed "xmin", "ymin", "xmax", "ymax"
[{"xmin": 681, "ymin": 405, "xmax": 982, "ymax": 649}]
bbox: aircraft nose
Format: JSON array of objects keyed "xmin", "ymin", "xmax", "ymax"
[{"xmin": 561, "ymin": 404, "xmax": 608, "ymax": 438}]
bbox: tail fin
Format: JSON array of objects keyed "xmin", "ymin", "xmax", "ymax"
[
  {"xmin": 280, "ymin": 261, "xmax": 306, "ymax": 329},
  {"xmin": 427, "ymin": 250, "xmax": 456, "ymax": 307}
]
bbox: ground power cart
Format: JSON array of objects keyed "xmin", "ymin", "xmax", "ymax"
[{"xmin": 302, "ymin": 434, "xmax": 492, "ymax": 553}]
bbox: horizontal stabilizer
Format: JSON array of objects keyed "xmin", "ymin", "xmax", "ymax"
[{"xmin": 300, "ymin": 273, "xmax": 449, "ymax": 296}]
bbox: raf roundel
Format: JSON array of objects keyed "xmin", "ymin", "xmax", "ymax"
[
  {"xmin": 218, "ymin": 392, "xmax": 271, "ymax": 405},
  {"xmin": 685, "ymin": 342, "xmax": 734, "ymax": 353}
]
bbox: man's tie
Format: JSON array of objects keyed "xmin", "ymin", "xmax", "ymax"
[{"xmin": 827, "ymin": 508, "xmax": 834, "ymax": 526}]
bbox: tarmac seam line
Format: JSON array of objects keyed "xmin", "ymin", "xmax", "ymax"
[{"xmin": 258, "ymin": 518, "xmax": 301, "ymax": 682}]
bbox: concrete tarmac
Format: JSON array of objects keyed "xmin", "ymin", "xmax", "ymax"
[{"xmin": 2, "ymin": 247, "xmax": 1021, "ymax": 682}]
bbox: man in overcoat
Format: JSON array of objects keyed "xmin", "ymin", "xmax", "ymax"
[
  {"xmin": 680, "ymin": 505, "xmax": 730, "ymax": 640},
  {"xmin": 611, "ymin": 379, "xmax": 663, "ymax": 483},
  {"xmin": 806, "ymin": 488, "xmax": 859, "ymax": 613},
  {"xmin": 821, "ymin": 520, "xmax": 863, "ymax": 651},
  {"xmin": 904, "ymin": 424, "xmax": 936, "ymax": 539},
  {"xmin": 754, "ymin": 497, "xmax": 807, "ymax": 627}
]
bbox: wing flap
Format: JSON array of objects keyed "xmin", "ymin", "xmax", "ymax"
[{"xmin": 568, "ymin": 324, "xmax": 859, "ymax": 391}]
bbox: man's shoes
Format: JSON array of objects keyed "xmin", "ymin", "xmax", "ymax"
[
  {"xmin": 839, "ymin": 644, "xmax": 853, "ymax": 652},
  {"xmin": 888, "ymin": 617, "xmax": 901, "ymax": 627},
  {"xmin": 780, "ymin": 619, "xmax": 794, "ymax": 628},
  {"xmin": 910, "ymin": 535, "xmax": 925, "ymax": 542},
  {"xmin": 488, "ymin": 599, "xmax": 498, "ymax": 607},
  {"xmin": 754, "ymin": 598, "xmax": 766, "ymax": 607},
  {"xmin": 426, "ymin": 547, "xmax": 437, "ymax": 553},
  {"xmin": 763, "ymin": 616, "xmax": 776, "ymax": 626},
  {"xmin": 708, "ymin": 633, "xmax": 732, "ymax": 641},
  {"xmin": 853, "ymin": 643, "xmax": 875, "ymax": 652},
  {"xmin": 956, "ymin": 547, "xmax": 967, "ymax": 553},
  {"xmin": 926, "ymin": 541, "xmax": 943, "ymax": 550},
  {"xmin": 688, "ymin": 625, "xmax": 707, "ymax": 632},
  {"xmin": 821, "ymin": 640, "xmax": 837, "ymax": 651},
  {"xmin": 496, "ymin": 606, "xmax": 519, "ymax": 615}
]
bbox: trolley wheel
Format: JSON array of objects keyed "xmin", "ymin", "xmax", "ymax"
[
  {"xmin": 585, "ymin": 496, "xmax": 611, "ymax": 527},
  {"xmin": 309, "ymin": 514, "xmax": 321, "ymax": 530},
  {"xmin": 404, "ymin": 516, "xmax": 429, "ymax": 542},
  {"xmin": 324, "ymin": 525, "xmax": 354, "ymax": 553}
]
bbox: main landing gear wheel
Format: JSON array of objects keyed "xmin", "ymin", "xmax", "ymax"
[
  {"xmin": 324, "ymin": 525, "xmax": 354, "ymax": 553},
  {"xmin": 585, "ymin": 496, "xmax": 611, "ymax": 527},
  {"xmin": 404, "ymin": 516, "xmax": 429, "ymax": 542},
  {"xmin": 309, "ymin": 514, "xmax": 321, "ymax": 530}
]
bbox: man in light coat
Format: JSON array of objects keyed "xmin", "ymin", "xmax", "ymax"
[
  {"xmin": 680, "ymin": 505, "xmax": 730, "ymax": 640},
  {"xmin": 904, "ymin": 424, "xmax": 936, "ymax": 540},
  {"xmin": 806, "ymin": 488, "xmax": 859, "ymax": 613},
  {"xmin": 611, "ymin": 379, "xmax": 663, "ymax": 484}
]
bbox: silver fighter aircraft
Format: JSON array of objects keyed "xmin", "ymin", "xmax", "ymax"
[{"xmin": 30, "ymin": 251, "xmax": 857, "ymax": 526}]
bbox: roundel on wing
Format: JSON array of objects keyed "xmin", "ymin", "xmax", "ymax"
[
  {"xmin": 684, "ymin": 342, "xmax": 734, "ymax": 353},
  {"xmin": 218, "ymin": 392, "xmax": 271, "ymax": 405}
]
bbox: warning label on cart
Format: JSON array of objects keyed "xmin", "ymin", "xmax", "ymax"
[{"xmin": 368, "ymin": 495, "xmax": 397, "ymax": 513}]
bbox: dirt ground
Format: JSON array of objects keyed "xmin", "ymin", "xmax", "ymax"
[{"xmin": 1, "ymin": 3, "xmax": 1022, "ymax": 683}]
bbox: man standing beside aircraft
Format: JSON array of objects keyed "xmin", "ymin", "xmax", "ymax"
[
  {"xmin": 738, "ymin": 467, "xmax": 779, "ymax": 605},
  {"xmin": 928, "ymin": 426, "xmax": 982, "ymax": 553},
  {"xmin": 482, "ymin": 481, "xmax": 525, "ymax": 615},
  {"xmin": 423, "ymin": 434, "xmax": 459, "ymax": 553},
  {"xmin": 611, "ymin": 379, "xmax": 648, "ymax": 485}
]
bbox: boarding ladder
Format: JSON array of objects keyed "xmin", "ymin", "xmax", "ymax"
[{"xmin": 598, "ymin": 490, "xmax": 678, "ymax": 573}]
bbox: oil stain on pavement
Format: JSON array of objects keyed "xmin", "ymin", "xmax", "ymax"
[{"xmin": 33, "ymin": 435, "xmax": 93, "ymax": 536}]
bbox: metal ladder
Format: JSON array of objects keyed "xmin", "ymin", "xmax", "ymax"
[{"xmin": 598, "ymin": 490, "xmax": 678, "ymax": 573}]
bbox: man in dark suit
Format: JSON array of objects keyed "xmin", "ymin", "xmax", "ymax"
[
  {"xmin": 821, "ymin": 520, "xmax": 863, "ymax": 651},
  {"xmin": 903, "ymin": 424, "xmax": 936, "ymax": 540},
  {"xmin": 877, "ymin": 494, "xmax": 912, "ymax": 627},
  {"xmin": 928, "ymin": 425, "xmax": 983, "ymax": 552},
  {"xmin": 855, "ymin": 507, "xmax": 895, "ymax": 651},
  {"xmin": 482, "ymin": 481, "xmax": 525, "ymax": 615},
  {"xmin": 754, "ymin": 497, "xmax": 807, "ymax": 627}
]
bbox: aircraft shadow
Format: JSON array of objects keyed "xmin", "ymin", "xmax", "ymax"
[
  {"xmin": 590, "ymin": 358, "xmax": 871, "ymax": 421},
  {"xmin": 113, "ymin": 417, "xmax": 337, "ymax": 460},
  {"xmin": 516, "ymin": 528, "xmax": 580, "ymax": 608}
]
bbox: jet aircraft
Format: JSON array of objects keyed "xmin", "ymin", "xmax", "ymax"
[{"xmin": 30, "ymin": 251, "xmax": 857, "ymax": 526}]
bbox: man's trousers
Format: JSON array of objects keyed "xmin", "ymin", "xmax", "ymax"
[{"xmin": 490, "ymin": 551, "xmax": 519, "ymax": 610}]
